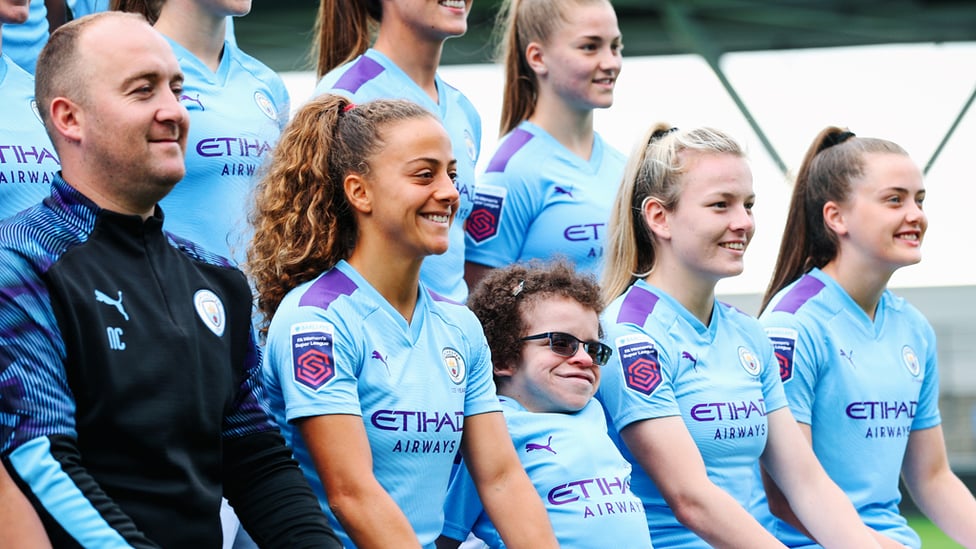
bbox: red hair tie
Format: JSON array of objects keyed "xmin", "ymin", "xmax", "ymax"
[{"xmin": 342, "ymin": 102, "xmax": 356, "ymax": 113}]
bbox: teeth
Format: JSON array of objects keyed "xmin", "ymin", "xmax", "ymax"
[
  {"xmin": 899, "ymin": 233, "xmax": 918, "ymax": 241},
  {"xmin": 439, "ymin": 0, "xmax": 465, "ymax": 8},
  {"xmin": 721, "ymin": 242, "xmax": 745, "ymax": 250},
  {"xmin": 425, "ymin": 214, "xmax": 449, "ymax": 223}
]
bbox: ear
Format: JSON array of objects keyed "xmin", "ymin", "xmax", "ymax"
[
  {"xmin": 524, "ymin": 41, "xmax": 547, "ymax": 77},
  {"xmin": 493, "ymin": 363, "xmax": 516, "ymax": 380},
  {"xmin": 822, "ymin": 200, "xmax": 848, "ymax": 237},
  {"xmin": 642, "ymin": 197, "xmax": 672, "ymax": 240},
  {"xmin": 49, "ymin": 97, "xmax": 83, "ymax": 144},
  {"xmin": 343, "ymin": 173, "xmax": 372, "ymax": 215}
]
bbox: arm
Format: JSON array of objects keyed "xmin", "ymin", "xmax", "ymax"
[
  {"xmin": 761, "ymin": 408, "xmax": 881, "ymax": 548},
  {"xmin": 222, "ymin": 328, "xmax": 341, "ymax": 549},
  {"xmin": 0, "ymin": 253, "xmax": 158, "ymax": 548},
  {"xmin": 460, "ymin": 411, "xmax": 557, "ymax": 549},
  {"xmin": 901, "ymin": 425, "xmax": 976, "ymax": 547},
  {"xmin": 619, "ymin": 416, "xmax": 784, "ymax": 549},
  {"xmin": 299, "ymin": 414, "xmax": 422, "ymax": 549},
  {"xmin": 222, "ymin": 430, "xmax": 341, "ymax": 549},
  {"xmin": 0, "ymin": 463, "xmax": 50, "ymax": 549},
  {"xmin": 762, "ymin": 423, "xmax": 907, "ymax": 549}
]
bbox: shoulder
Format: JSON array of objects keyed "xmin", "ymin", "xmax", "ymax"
[
  {"xmin": 426, "ymin": 288, "xmax": 483, "ymax": 333},
  {"xmin": 763, "ymin": 272, "xmax": 834, "ymax": 318},
  {"xmin": 881, "ymin": 289, "xmax": 934, "ymax": 334},
  {"xmin": 594, "ymin": 132, "xmax": 628, "ymax": 165},
  {"xmin": 606, "ymin": 283, "xmax": 672, "ymax": 329},
  {"xmin": 225, "ymin": 45, "xmax": 290, "ymax": 104},
  {"xmin": 2, "ymin": 54, "xmax": 35, "ymax": 90},
  {"xmin": 482, "ymin": 125, "xmax": 549, "ymax": 175},
  {"xmin": 717, "ymin": 301, "xmax": 772, "ymax": 346},
  {"xmin": 165, "ymin": 231, "xmax": 235, "ymax": 269},
  {"xmin": 0, "ymin": 196, "xmax": 91, "ymax": 272},
  {"xmin": 315, "ymin": 53, "xmax": 394, "ymax": 100}
]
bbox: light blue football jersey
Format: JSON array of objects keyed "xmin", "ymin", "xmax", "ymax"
[
  {"xmin": 262, "ymin": 260, "xmax": 501, "ymax": 548},
  {"xmin": 442, "ymin": 397, "xmax": 652, "ymax": 548},
  {"xmin": 0, "ymin": 53, "xmax": 59, "ymax": 220},
  {"xmin": 753, "ymin": 268, "xmax": 940, "ymax": 549},
  {"xmin": 597, "ymin": 280, "xmax": 787, "ymax": 548},
  {"xmin": 464, "ymin": 121, "xmax": 626, "ymax": 278},
  {"xmin": 158, "ymin": 38, "xmax": 289, "ymax": 263},
  {"xmin": 315, "ymin": 49, "xmax": 481, "ymax": 303}
]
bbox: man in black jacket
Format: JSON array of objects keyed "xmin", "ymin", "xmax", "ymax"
[{"xmin": 0, "ymin": 11, "xmax": 340, "ymax": 548}]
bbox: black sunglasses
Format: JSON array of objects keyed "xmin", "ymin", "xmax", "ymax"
[{"xmin": 520, "ymin": 332, "xmax": 613, "ymax": 366}]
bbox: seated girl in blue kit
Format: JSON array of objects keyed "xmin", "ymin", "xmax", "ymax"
[
  {"xmin": 756, "ymin": 127, "xmax": 976, "ymax": 548},
  {"xmin": 596, "ymin": 123, "xmax": 880, "ymax": 548},
  {"xmin": 437, "ymin": 260, "xmax": 652, "ymax": 548},
  {"xmin": 247, "ymin": 95, "xmax": 557, "ymax": 549}
]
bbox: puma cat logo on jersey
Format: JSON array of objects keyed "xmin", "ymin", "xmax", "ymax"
[{"xmin": 95, "ymin": 289, "xmax": 129, "ymax": 321}]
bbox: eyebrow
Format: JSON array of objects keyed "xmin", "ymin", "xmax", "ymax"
[{"xmin": 119, "ymin": 71, "xmax": 184, "ymax": 89}]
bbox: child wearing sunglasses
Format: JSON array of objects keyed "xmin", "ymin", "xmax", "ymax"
[{"xmin": 437, "ymin": 260, "xmax": 651, "ymax": 549}]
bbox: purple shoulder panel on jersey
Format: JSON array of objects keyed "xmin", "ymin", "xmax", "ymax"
[
  {"xmin": 615, "ymin": 285, "xmax": 660, "ymax": 326},
  {"xmin": 299, "ymin": 268, "xmax": 359, "ymax": 310},
  {"xmin": 332, "ymin": 56, "xmax": 385, "ymax": 94},
  {"xmin": 427, "ymin": 288, "xmax": 461, "ymax": 305},
  {"xmin": 772, "ymin": 274, "xmax": 825, "ymax": 314},
  {"xmin": 484, "ymin": 128, "xmax": 534, "ymax": 173}
]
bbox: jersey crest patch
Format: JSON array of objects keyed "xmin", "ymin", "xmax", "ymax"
[
  {"xmin": 617, "ymin": 334, "xmax": 662, "ymax": 395},
  {"xmin": 738, "ymin": 346, "xmax": 761, "ymax": 376},
  {"xmin": 442, "ymin": 347, "xmax": 466, "ymax": 385},
  {"xmin": 253, "ymin": 91, "xmax": 277, "ymax": 121},
  {"xmin": 292, "ymin": 321, "xmax": 336, "ymax": 390},
  {"xmin": 464, "ymin": 185, "xmax": 506, "ymax": 244},
  {"xmin": 193, "ymin": 289, "xmax": 225, "ymax": 336},
  {"xmin": 902, "ymin": 345, "xmax": 921, "ymax": 377},
  {"xmin": 766, "ymin": 327, "xmax": 797, "ymax": 382}
]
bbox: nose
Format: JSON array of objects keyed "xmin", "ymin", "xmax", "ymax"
[
  {"xmin": 905, "ymin": 200, "xmax": 926, "ymax": 225},
  {"xmin": 158, "ymin": 91, "xmax": 189, "ymax": 129},
  {"xmin": 436, "ymin": 170, "xmax": 461, "ymax": 204},
  {"xmin": 568, "ymin": 343, "xmax": 596, "ymax": 367},
  {"xmin": 600, "ymin": 45, "xmax": 622, "ymax": 73},
  {"xmin": 730, "ymin": 203, "xmax": 755, "ymax": 233}
]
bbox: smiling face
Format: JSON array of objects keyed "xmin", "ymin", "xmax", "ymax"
[
  {"xmin": 530, "ymin": 0, "xmax": 622, "ymax": 112},
  {"xmin": 70, "ymin": 16, "xmax": 189, "ymax": 212},
  {"xmin": 498, "ymin": 296, "xmax": 601, "ymax": 413},
  {"xmin": 659, "ymin": 151, "xmax": 755, "ymax": 285},
  {"xmin": 828, "ymin": 152, "xmax": 926, "ymax": 274},
  {"xmin": 352, "ymin": 115, "xmax": 459, "ymax": 260},
  {"xmin": 383, "ymin": 0, "xmax": 472, "ymax": 43}
]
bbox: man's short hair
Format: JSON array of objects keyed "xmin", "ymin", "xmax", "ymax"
[{"xmin": 34, "ymin": 12, "xmax": 149, "ymax": 138}]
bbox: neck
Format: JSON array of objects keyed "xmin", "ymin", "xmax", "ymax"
[
  {"xmin": 645, "ymin": 262, "xmax": 717, "ymax": 326},
  {"xmin": 372, "ymin": 25, "xmax": 443, "ymax": 102},
  {"xmin": 528, "ymin": 94, "xmax": 595, "ymax": 160},
  {"xmin": 820, "ymin": 255, "xmax": 892, "ymax": 321},
  {"xmin": 346, "ymin": 242, "xmax": 423, "ymax": 323},
  {"xmin": 155, "ymin": 6, "xmax": 227, "ymax": 71},
  {"xmin": 60, "ymin": 168, "xmax": 159, "ymax": 221}
]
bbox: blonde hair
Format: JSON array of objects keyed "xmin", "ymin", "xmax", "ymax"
[
  {"xmin": 247, "ymin": 95, "xmax": 434, "ymax": 332},
  {"xmin": 601, "ymin": 124, "xmax": 746, "ymax": 304}
]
